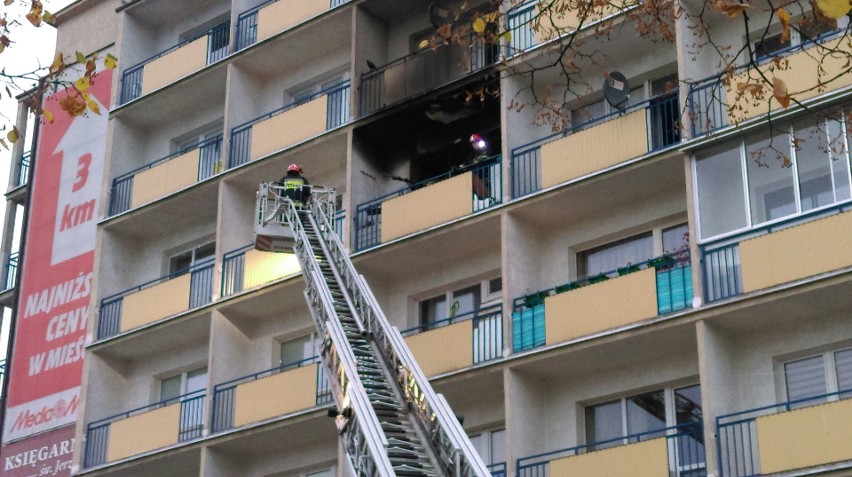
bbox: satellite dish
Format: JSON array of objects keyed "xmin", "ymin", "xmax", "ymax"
[
  {"xmin": 603, "ymin": 71, "xmax": 630, "ymax": 112},
  {"xmin": 429, "ymin": 2, "xmax": 453, "ymax": 28}
]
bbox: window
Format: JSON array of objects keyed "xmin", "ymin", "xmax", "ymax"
[
  {"xmin": 268, "ymin": 466, "xmax": 336, "ymax": 477},
  {"xmin": 584, "ymin": 385, "xmax": 704, "ymax": 469},
  {"xmin": 287, "ymin": 73, "xmax": 348, "ymax": 105},
  {"xmin": 160, "ymin": 366, "xmax": 207, "ymax": 403},
  {"xmin": 695, "ymin": 113, "xmax": 852, "ymax": 240},
  {"xmin": 570, "ymin": 72, "xmax": 675, "ymax": 131},
  {"xmin": 469, "ymin": 428, "xmax": 506, "ymax": 466},
  {"xmin": 578, "ymin": 233, "xmax": 654, "ymax": 278},
  {"xmin": 173, "ymin": 122, "xmax": 223, "ymax": 179},
  {"xmin": 169, "ymin": 242, "xmax": 215, "ymax": 275},
  {"xmin": 419, "ymin": 278, "xmax": 500, "ymax": 326},
  {"xmin": 662, "ymin": 224, "xmax": 689, "ymax": 256},
  {"xmin": 783, "ymin": 347, "xmax": 852, "ymax": 407},
  {"xmin": 752, "ymin": 19, "xmax": 839, "ymax": 61},
  {"xmin": 179, "ymin": 16, "xmax": 230, "ymax": 64},
  {"xmin": 280, "ymin": 333, "xmax": 321, "ymax": 366}
]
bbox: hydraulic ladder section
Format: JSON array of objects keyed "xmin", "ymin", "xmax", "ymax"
[{"xmin": 255, "ymin": 184, "xmax": 491, "ymax": 477}]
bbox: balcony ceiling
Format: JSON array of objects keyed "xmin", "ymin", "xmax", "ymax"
[
  {"xmin": 207, "ymin": 411, "xmax": 336, "ymax": 456},
  {"xmin": 93, "ymin": 313, "xmax": 211, "ymax": 362},
  {"xmin": 218, "ymin": 278, "xmax": 309, "ymax": 338},
  {"xmin": 87, "ymin": 447, "xmax": 201, "ymax": 477},
  {"xmin": 360, "ymin": 0, "xmax": 424, "ymax": 22},
  {"xmin": 125, "ymin": 0, "xmax": 225, "ymax": 26}
]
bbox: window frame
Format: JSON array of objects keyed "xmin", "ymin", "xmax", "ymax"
[
  {"xmin": 568, "ymin": 71, "xmax": 678, "ymax": 130},
  {"xmin": 158, "ymin": 365, "xmax": 208, "ymax": 404},
  {"xmin": 780, "ymin": 346, "xmax": 852, "ymax": 403},
  {"xmin": 468, "ymin": 427, "xmax": 506, "ymax": 466},
  {"xmin": 278, "ymin": 331, "xmax": 321, "ymax": 367},
  {"xmin": 417, "ymin": 276, "xmax": 502, "ymax": 327},
  {"xmin": 168, "ymin": 240, "xmax": 216, "ymax": 275}
]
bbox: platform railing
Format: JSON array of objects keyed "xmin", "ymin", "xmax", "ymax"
[
  {"xmin": 401, "ymin": 303, "xmax": 504, "ymax": 365},
  {"xmin": 2, "ymin": 252, "xmax": 18, "ymax": 291},
  {"xmin": 353, "ymin": 155, "xmax": 502, "ymax": 251},
  {"xmin": 109, "ymin": 134, "xmax": 223, "ymax": 216},
  {"xmin": 235, "ymin": 0, "xmax": 352, "ymax": 50},
  {"xmin": 510, "ymin": 93, "xmax": 680, "ymax": 198},
  {"xmin": 15, "ymin": 152, "xmax": 30, "ymax": 187}
]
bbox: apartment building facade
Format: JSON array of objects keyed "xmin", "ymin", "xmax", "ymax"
[{"xmin": 1, "ymin": 0, "xmax": 851, "ymax": 476}]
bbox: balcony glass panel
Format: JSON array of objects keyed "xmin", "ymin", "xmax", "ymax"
[{"xmin": 220, "ymin": 244, "xmax": 300, "ymax": 297}]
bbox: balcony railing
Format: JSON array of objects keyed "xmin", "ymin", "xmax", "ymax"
[
  {"xmin": 512, "ymin": 253, "xmax": 692, "ymax": 352},
  {"xmin": 211, "ymin": 356, "xmax": 331, "ymax": 433},
  {"xmin": 119, "ymin": 21, "xmax": 231, "ymax": 104},
  {"xmin": 505, "ymin": 1, "xmax": 537, "ymax": 56},
  {"xmin": 401, "ymin": 303, "xmax": 504, "ymax": 369},
  {"xmin": 701, "ymin": 204, "xmax": 852, "ymax": 304},
  {"xmin": 517, "ymin": 422, "xmax": 705, "ymax": 477},
  {"xmin": 235, "ymin": 0, "xmax": 352, "ymax": 50},
  {"xmin": 687, "ymin": 30, "xmax": 851, "ymax": 137},
  {"xmin": 15, "ymin": 152, "xmax": 30, "ymax": 187},
  {"xmin": 488, "ymin": 462, "xmax": 507, "ymax": 477},
  {"xmin": 220, "ymin": 243, "xmax": 303, "ymax": 297},
  {"xmin": 511, "ymin": 92, "xmax": 680, "ymax": 198},
  {"xmin": 109, "ymin": 135, "xmax": 223, "ymax": 216},
  {"xmin": 717, "ymin": 389, "xmax": 852, "ymax": 477},
  {"xmin": 2, "ymin": 252, "xmax": 18, "ymax": 291},
  {"xmin": 97, "ymin": 259, "xmax": 214, "ymax": 340},
  {"xmin": 359, "ymin": 36, "xmax": 499, "ymax": 116},
  {"xmin": 354, "ymin": 155, "xmax": 502, "ymax": 251},
  {"xmin": 228, "ymin": 81, "xmax": 350, "ymax": 168},
  {"xmin": 84, "ymin": 390, "xmax": 205, "ymax": 468}
]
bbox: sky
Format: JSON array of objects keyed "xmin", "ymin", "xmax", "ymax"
[{"xmin": 0, "ymin": 0, "xmax": 77, "ymax": 360}]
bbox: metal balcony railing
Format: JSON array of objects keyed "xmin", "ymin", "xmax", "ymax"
[
  {"xmin": 354, "ymin": 155, "xmax": 503, "ymax": 252},
  {"xmin": 517, "ymin": 422, "xmax": 706, "ymax": 477},
  {"xmin": 488, "ymin": 462, "xmax": 507, "ymax": 477},
  {"xmin": 687, "ymin": 29, "xmax": 848, "ymax": 137},
  {"xmin": 401, "ymin": 303, "xmax": 504, "ymax": 365},
  {"xmin": 717, "ymin": 388, "xmax": 852, "ymax": 477},
  {"xmin": 16, "ymin": 152, "xmax": 30, "ymax": 187},
  {"xmin": 505, "ymin": 1, "xmax": 537, "ymax": 56},
  {"xmin": 119, "ymin": 21, "xmax": 231, "ymax": 104},
  {"xmin": 359, "ymin": 35, "xmax": 499, "ymax": 116},
  {"xmin": 210, "ymin": 356, "xmax": 331, "ymax": 433},
  {"xmin": 84, "ymin": 390, "xmax": 206, "ymax": 469},
  {"xmin": 228, "ymin": 81, "xmax": 350, "ymax": 168},
  {"xmin": 510, "ymin": 92, "xmax": 680, "ymax": 199},
  {"xmin": 97, "ymin": 259, "xmax": 214, "ymax": 340},
  {"xmin": 2, "ymin": 252, "xmax": 19, "ymax": 291},
  {"xmin": 512, "ymin": 253, "xmax": 692, "ymax": 352},
  {"xmin": 109, "ymin": 134, "xmax": 223, "ymax": 216},
  {"xmin": 235, "ymin": 0, "xmax": 352, "ymax": 50}
]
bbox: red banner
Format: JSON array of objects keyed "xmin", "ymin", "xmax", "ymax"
[
  {"xmin": 1, "ymin": 425, "xmax": 74, "ymax": 477},
  {"xmin": 2, "ymin": 67, "xmax": 112, "ymax": 443}
]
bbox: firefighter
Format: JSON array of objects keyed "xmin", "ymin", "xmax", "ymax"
[{"xmin": 280, "ymin": 163, "xmax": 310, "ymax": 207}]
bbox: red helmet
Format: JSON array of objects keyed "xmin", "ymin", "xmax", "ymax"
[{"xmin": 288, "ymin": 163, "xmax": 303, "ymax": 173}]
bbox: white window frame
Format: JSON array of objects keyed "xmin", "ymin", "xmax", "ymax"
[
  {"xmin": 172, "ymin": 120, "xmax": 223, "ymax": 154},
  {"xmin": 468, "ymin": 427, "xmax": 506, "ymax": 466},
  {"xmin": 159, "ymin": 366, "xmax": 208, "ymax": 404},
  {"xmin": 167, "ymin": 240, "xmax": 216, "ymax": 275},
  {"xmin": 780, "ymin": 346, "xmax": 852, "ymax": 402},
  {"xmin": 749, "ymin": 15, "xmax": 848, "ymax": 64},
  {"xmin": 417, "ymin": 276, "xmax": 502, "ymax": 326},
  {"xmin": 286, "ymin": 71, "xmax": 350, "ymax": 106},
  {"xmin": 568, "ymin": 71, "xmax": 678, "ymax": 130},
  {"xmin": 278, "ymin": 331, "xmax": 321, "ymax": 367}
]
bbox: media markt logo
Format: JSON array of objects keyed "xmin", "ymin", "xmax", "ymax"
[{"xmin": 5, "ymin": 390, "xmax": 80, "ymax": 442}]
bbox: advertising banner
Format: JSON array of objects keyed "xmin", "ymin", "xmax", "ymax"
[
  {"xmin": 2, "ymin": 425, "xmax": 74, "ymax": 477},
  {"xmin": 2, "ymin": 64, "xmax": 112, "ymax": 446}
]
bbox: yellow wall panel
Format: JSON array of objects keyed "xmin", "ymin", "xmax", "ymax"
[
  {"xmin": 727, "ymin": 36, "xmax": 852, "ymax": 124},
  {"xmin": 121, "ymin": 274, "xmax": 192, "ymax": 332},
  {"xmin": 250, "ymin": 96, "xmax": 328, "ymax": 161},
  {"xmin": 405, "ymin": 321, "xmax": 473, "ymax": 376},
  {"xmin": 534, "ymin": 1, "xmax": 637, "ymax": 42},
  {"xmin": 545, "ymin": 268, "xmax": 658, "ymax": 345},
  {"xmin": 106, "ymin": 403, "xmax": 180, "ymax": 462},
  {"xmin": 131, "ymin": 149, "xmax": 200, "ymax": 208},
  {"xmin": 141, "ymin": 37, "xmax": 208, "ymax": 96},
  {"xmin": 740, "ymin": 210, "xmax": 852, "ymax": 293},
  {"xmin": 233, "ymin": 364, "xmax": 318, "ymax": 427},
  {"xmin": 242, "ymin": 250, "xmax": 299, "ymax": 289},
  {"xmin": 757, "ymin": 398, "xmax": 852, "ymax": 474},
  {"xmin": 550, "ymin": 438, "xmax": 668, "ymax": 477},
  {"xmin": 540, "ymin": 109, "xmax": 648, "ymax": 189},
  {"xmin": 257, "ymin": 0, "xmax": 327, "ymax": 43},
  {"xmin": 381, "ymin": 173, "xmax": 474, "ymax": 243}
]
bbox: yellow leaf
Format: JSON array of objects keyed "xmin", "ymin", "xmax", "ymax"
[
  {"xmin": 26, "ymin": 11, "xmax": 42, "ymax": 27},
  {"xmin": 418, "ymin": 39, "xmax": 429, "ymax": 49},
  {"xmin": 7, "ymin": 126, "xmax": 19, "ymax": 144},
  {"xmin": 76, "ymin": 51, "xmax": 86, "ymax": 64},
  {"xmin": 0, "ymin": 43, "xmax": 5, "ymax": 54},
  {"xmin": 714, "ymin": 0, "xmax": 754, "ymax": 18},
  {"xmin": 776, "ymin": 8, "xmax": 791, "ymax": 43},
  {"xmin": 472, "ymin": 17, "xmax": 486, "ymax": 33},
  {"xmin": 773, "ymin": 77, "xmax": 791, "ymax": 108},
  {"xmin": 104, "ymin": 53, "xmax": 118, "ymax": 69},
  {"xmin": 816, "ymin": 0, "xmax": 852, "ymax": 19},
  {"xmin": 43, "ymin": 10, "xmax": 55, "ymax": 25},
  {"xmin": 50, "ymin": 52, "xmax": 63, "ymax": 73},
  {"xmin": 75, "ymin": 76, "xmax": 90, "ymax": 92},
  {"xmin": 43, "ymin": 108, "xmax": 54, "ymax": 123},
  {"xmin": 0, "ymin": 139, "xmax": 7, "ymax": 151},
  {"xmin": 86, "ymin": 97, "xmax": 100, "ymax": 115}
]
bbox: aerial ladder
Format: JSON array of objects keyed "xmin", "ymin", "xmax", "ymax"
[{"xmin": 254, "ymin": 183, "xmax": 492, "ymax": 477}]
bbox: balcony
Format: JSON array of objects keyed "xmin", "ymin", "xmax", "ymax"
[
  {"xmin": 517, "ymin": 423, "xmax": 705, "ymax": 477},
  {"xmin": 15, "ymin": 151, "xmax": 29, "ymax": 188},
  {"xmin": 359, "ymin": 37, "xmax": 498, "ymax": 116},
  {"xmin": 211, "ymin": 357, "xmax": 331, "ymax": 433},
  {"xmin": 228, "ymin": 82, "xmax": 350, "ymax": 168},
  {"xmin": 511, "ymin": 93, "xmax": 680, "ymax": 198},
  {"xmin": 512, "ymin": 254, "xmax": 692, "ymax": 352},
  {"xmin": 97, "ymin": 260, "xmax": 214, "ymax": 340},
  {"xmin": 401, "ymin": 303, "xmax": 503, "ymax": 377},
  {"xmin": 109, "ymin": 135, "xmax": 223, "ymax": 216},
  {"xmin": 119, "ymin": 21, "xmax": 230, "ymax": 105},
  {"xmin": 1, "ymin": 252, "xmax": 18, "ymax": 292},
  {"xmin": 354, "ymin": 156, "xmax": 502, "ymax": 251},
  {"xmin": 702, "ymin": 206, "xmax": 852, "ymax": 303},
  {"xmin": 235, "ymin": 0, "xmax": 351, "ymax": 50},
  {"xmin": 84, "ymin": 390, "xmax": 205, "ymax": 468},
  {"xmin": 688, "ymin": 31, "xmax": 852, "ymax": 137},
  {"xmin": 717, "ymin": 389, "xmax": 852, "ymax": 476},
  {"xmin": 220, "ymin": 244, "xmax": 299, "ymax": 297}
]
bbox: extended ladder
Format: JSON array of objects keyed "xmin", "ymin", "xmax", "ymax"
[{"xmin": 254, "ymin": 183, "xmax": 491, "ymax": 477}]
